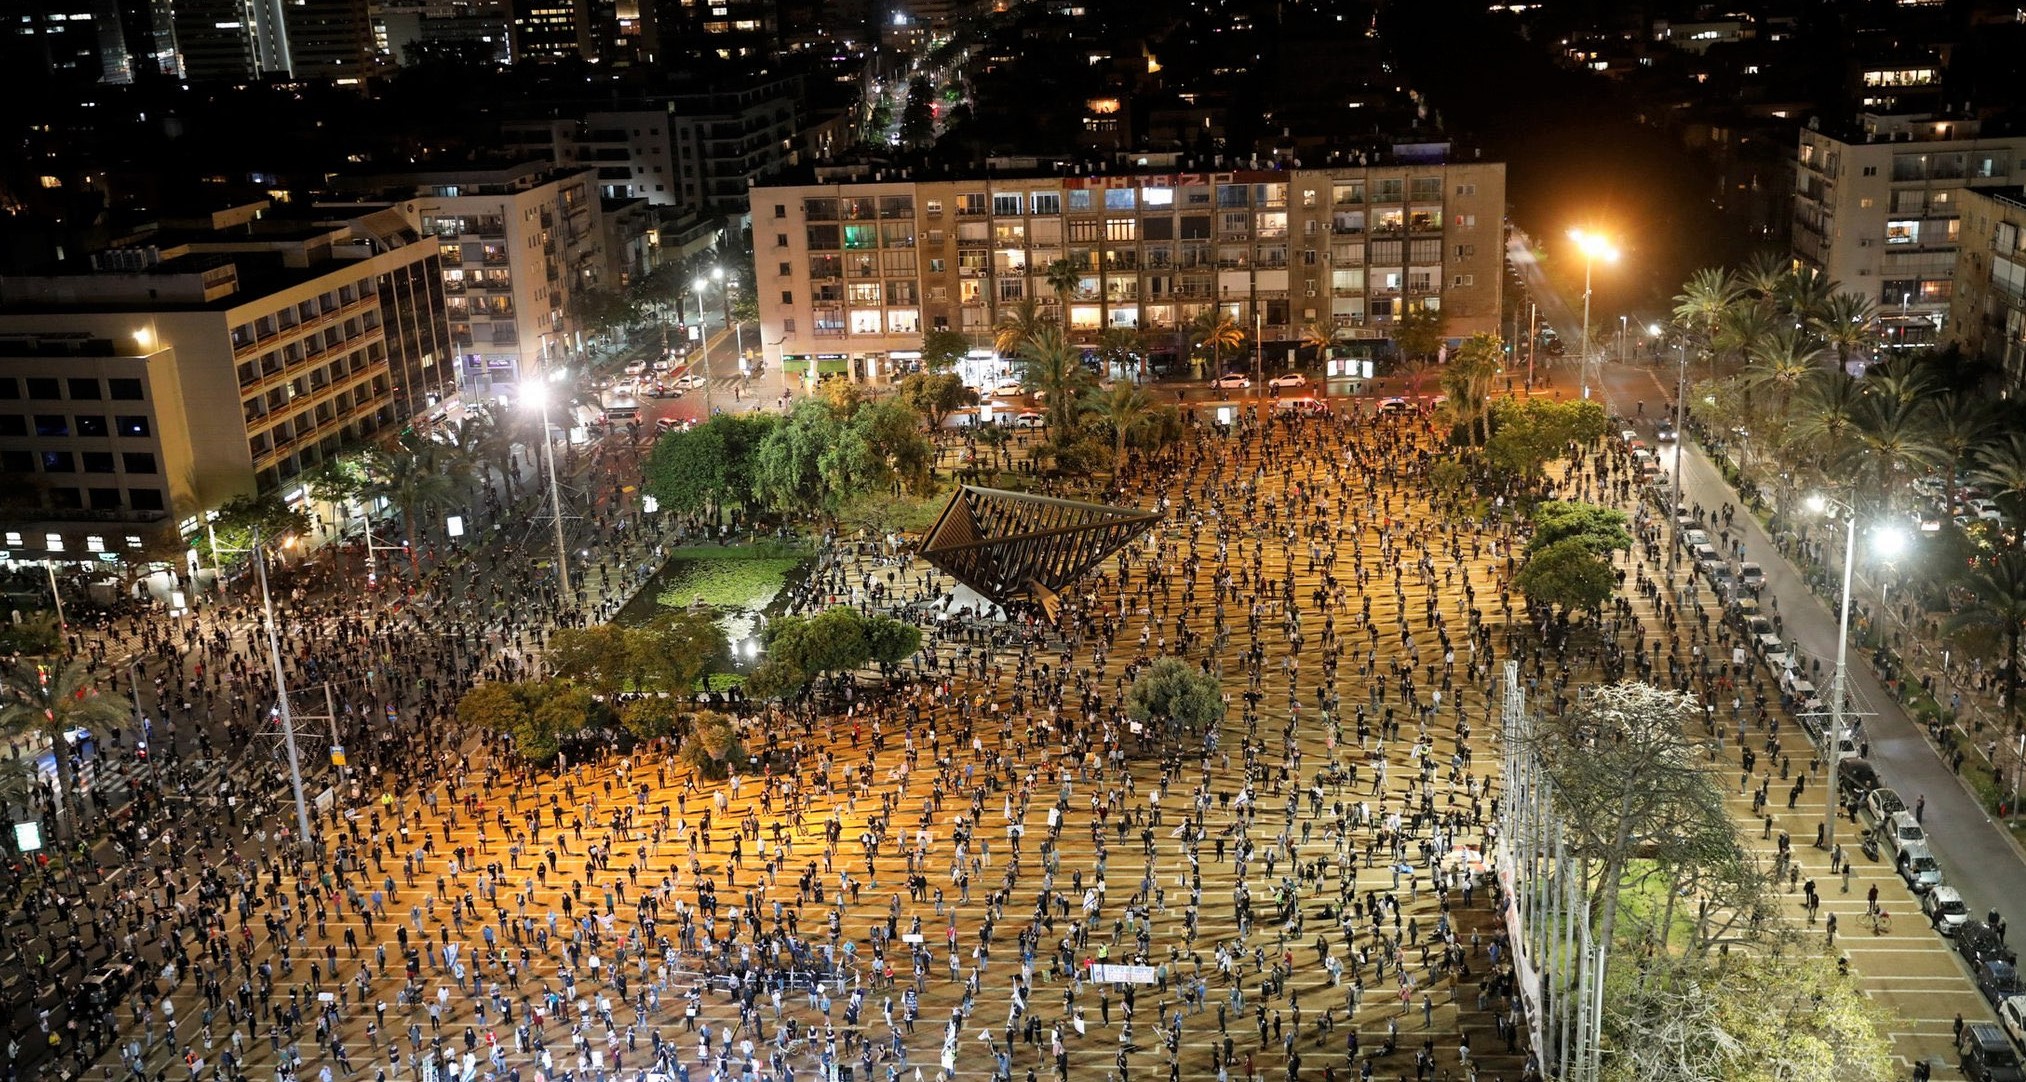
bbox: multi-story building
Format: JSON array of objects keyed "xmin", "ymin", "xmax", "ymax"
[
  {"xmin": 331, "ymin": 162, "xmax": 608, "ymax": 397},
  {"xmin": 375, "ymin": 0, "xmax": 511, "ymax": 66},
  {"xmin": 1793, "ymin": 113, "xmax": 2026, "ymax": 351},
  {"xmin": 752, "ymin": 158, "xmax": 1506, "ymax": 384},
  {"xmin": 503, "ymin": 79, "xmax": 803, "ymax": 218},
  {"xmin": 1945, "ymin": 187, "xmax": 2026, "ymax": 392},
  {"xmin": 0, "ymin": 206, "xmax": 456, "ymax": 561}
]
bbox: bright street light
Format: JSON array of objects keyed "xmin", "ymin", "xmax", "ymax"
[
  {"xmin": 1568, "ymin": 228, "xmax": 1620, "ymax": 400},
  {"xmin": 1873, "ymin": 525, "xmax": 1909, "ymax": 559},
  {"xmin": 1805, "ymin": 493, "xmax": 1904, "ymax": 852},
  {"xmin": 1648, "ymin": 323, "xmax": 1663, "ymax": 337},
  {"xmin": 522, "ymin": 355, "xmax": 572, "ymax": 598}
]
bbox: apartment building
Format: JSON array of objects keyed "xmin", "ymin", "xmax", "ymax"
[
  {"xmin": 504, "ymin": 80, "xmax": 802, "ymax": 218},
  {"xmin": 751, "ymin": 159, "xmax": 1506, "ymax": 383},
  {"xmin": 0, "ymin": 207, "xmax": 455, "ymax": 560},
  {"xmin": 333, "ymin": 161, "xmax": 608, "ymax": 397},
  {"xmin": 1793, "ymin": 113, "xmax": 2026, "ymax": 350},
  {"xmin": 1945, "ymin": 187, "xmax": 2026, "ymax": 392}
]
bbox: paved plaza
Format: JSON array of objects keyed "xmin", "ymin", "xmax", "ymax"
[{"xmin": 3, "ymin": 384, "xmax": 1991, "ymax": 1082}]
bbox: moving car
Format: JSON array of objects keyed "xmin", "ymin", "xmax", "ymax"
[
  {"xmin": 1963, "ymin": 1020, "xmax": 2025, "ymax": 1082},
  {"xmin": 674, "ymin": 373, "xmax": 709, "ymax": 389},
  {"xmin": 1272, "ymin": 398, "xmax": 1330, "ymax": 417},
  {"xmin": 645, "ymin": 385, "xmax": 685, "ymax": 399},
  {"xmin": 1896, "ymin": 841, "xmax": 1943, "ymax": 893},
  {"xmin": 1214, "ymin": 373, "xmax": 1252, "ymax": 389},
  {"xmin": 1013, "ymin": 412, "xmax": 1046, "ymax": 429},
  {"xmin": 1267, "ymin": 372, "xmax": 1308, "ymax": 388},
  {"xmin": 1961, "ymin": 921, "xmax": 2019, "ymax": 968},
  {"xmin": 993, "ymin": 380, "xmax": 1025, "ymax": 398},
  {"xmin": 624, "ymin": 360, "xmax": 648, "ymax": 376},
  {"xmin": 73, "ymin": 961, "xmax": 136, "ymax": 1021},
  {"xmin": 1923, "ymin": 885, "xmax": 1971, "ymax": 934},
  {"xmin": 1655, "ymin": 420, "xmax": 1677, "ymax": 441},
  {"xmin": 1979, "ymin": 961, "xmax": 2025, "ymax": 1008}
]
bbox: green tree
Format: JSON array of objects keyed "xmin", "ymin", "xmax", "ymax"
[
  {"xmin": 1095, "ymin": 326, "xmax": 1141, "ymax": 379},
  {"xmin": 679, "ymin": 710, "xmax": 747, "ymax": 779},
  {"xmin": 865, "ymin": 615, "xmax": 923, "ymax": 668},
  {"xmin": 1810, "ymin": 291, "xmax": 1878, "ymax": 372},
  {"xmin": 753, "ymin": 398, "xmax": 847, "ymax": 518},
  {"xmin": 617, "ymin": 695, "xmax": 684, "ymax": 741},
  {"xmin": 1946, "ymin": 551, "xmax": 2026, "ymax": 726},
  {"xmin": 765, "ymin": 606, "xmax": 874, "ymax": 676},
  {"xmin": 993, "ymin": 295, "xmax": 1051, "ymax": 356},
  {"xmin": 920, "ymin": 328, "xmax": 971, "ymax": 372},
  {"xmin": 568, "ymin": 286, "xmax": 639, "ymax": 344},
  {"xmin": 205, "ymin": 493, "xmax": 313, "ymax": 562},
  {"xmin": 646, "ymin": 412, "xmax": 779, "ymax": 515},
  {"xmin": 1485, "ymin": 397, "xmax": 1609, "ymax": 485},
  {"xmin": 546, "ymin": 612, "xmax": 725, "ymax": 696},
  {"xmin": 1090, "ymin": 382, "xmax": 1159, "ymax": 469},
  {"xmin": 1390, "ymin": 304, "xmax": 1449, "ymax": 364},
  {"xmin": 1603, "ymin": 953, "xmax": 1895, "ymax": 1082},
  {"xmin": 1440, "ymin": 332, "xmax": 1501, "ymax": 446},
  {"xmin": 896, "ymin": 371, "xmax": 978, "ymax": 432},
  {"xmin": 899, "ymin": 76, "xmax": 935, "ymax": 148},
  {"xmin": 1527, "ymin": 501, "xmax": 1632, "ymax": 557},
  {"xmin": 1124, "ymin": 656, "xmax": 1225, "ymax": 742},
  {"xmin": 0, "ymin": 659, "xmax": 132, "ymax": 835},
  {"xmin": 1515, "ymin": 537, "xmax": 1616, "ymax": 616},
  {"xmin": 305, "ymin": 453, "xmax": 371, "ymax": 508},
  {"xmin": 1189, "ymin": 309, "xmax": 1245, "ymax": 377},
  {"xmin": 1019, "ymin": 323, "xmax": 1099, "ymax": 436},
  {"xmin": 361, "ymin": 438, "xmax": 466, "ymax": 560},
  {"xmin": 1042, "ymin": 258, "xmax": 1082, "ymax": 307},
  {"xmin": 1298, "ymin": 319, "xmax": 1340, "ymax": 364}
]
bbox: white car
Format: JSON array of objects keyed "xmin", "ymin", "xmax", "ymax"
[
  {"xmin": 1377, "ymin": 397, "xmax": 1412, "ymax": 413},
  {"xmin": 674, "ymin": 373, "xmax": 708, "ymax": 389},
  {"xmin": 1214, "ymin": 374, "xmax": 1252, "ymax": 389},
  {"xmin": 1012, "ymin": 411, "xmax": 1045, "ymax": 428},
  {"xmin": 2000, "ymin": 995, "xmax": 2026, "ymax": 1049},
  {"xmin": 624, "ymin": 360, "xmax": 648, "ymax": 376},
  {"xmin": 993, "ymin": 381, "xmax": 1025, "ymax": 398},
  {"xmin": 1268, "ymin": 372, "xmax": 1308, "ymax": 388}
]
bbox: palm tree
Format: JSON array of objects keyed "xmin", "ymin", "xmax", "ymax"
[
  {"xmin": 1946, "ymin": 551, "xmax": 2026, "ymax": 727},
  {"xmin": 1299, "ymin": 319, "xmax": 1340, "ymax": 364},
  {"xmin": 1810, "ymin": 292, "xmax": 1878, "ymax": 372},
  {"xmin": 1441, "ymin": 332, "xmax": 1502, "ymax": 445},
  {"xmin": 1017, "ymin": 323, "xmax": 1098, "ymax": 435},
  {"xmin": 1091, "ymin": 382, "xmax": 1158, "ymax": 468},
  {"xmin": 1775, "ymin": 265, "xmax": 1838, "ymax": 324},
  {"xmin": 1672, "ymin": 267, "xmax": 1744, "ymax": 380},
  {"xmin": 1973, "ymin": 432, "xmax": 2026, "ymax": 524},
  {"xmin": 1742, "ymin": 326, "xmax": 1824, "ymax": 418},
  {"xmin": 1095, "ymin": 326, "xmax": 1141, "ymax": 381},
  {"xmin": 1190, "ymin": 309, "xmax": 1246, "ymax": 378},
  {"xmin": 0, "ymin": 658, "xmax": 133, "ymax": 837},
  {"xmin": 993, "ymin": 295, "xmax": 1051, "ymax": 357},
  {"xmin": 363, "ymin": 442, "xmax": 465, "ymax": 568},
  {"xmin": 1844, "ymin": 391, "xmax": 1941, "ymax": 512},
  {"xmin": 1927, "ymin": 393, "xmax": 1995, "ymax": 518},
  {"xmin": 1713, "ymin": 302, "xmax": 1779, "ymax": 375},
  {"xmin": 1789, "ymin": 371, "xmax": 1868, "ymax": 481},
  {"xmin": 1042, "ymin": 258, "xmax": 1082, "ymax": 308},
  {"xmin": 1736, "ymin": 251, "xmax": 1790, "ymax": 301}
]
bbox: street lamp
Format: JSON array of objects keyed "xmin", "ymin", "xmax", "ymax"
[
  {"xmin": 520, "ymin": 376, "xmax": 573, "ymax": 599},
  {"xmin": 1660, "ymin": 327, "xmax": 1691, "ymax": 575},
  {"xmin": 1805, "ymin": 493, "xmax": 1903, "ymax": 851},
  {"xmin": 1568, "ymin": 229, "xmax": 1620, "ymax": 400}
]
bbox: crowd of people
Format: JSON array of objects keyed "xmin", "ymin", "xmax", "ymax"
[{"xmin": 1, "ymin": 384, "xmax": 1852, "ymax": 1082}]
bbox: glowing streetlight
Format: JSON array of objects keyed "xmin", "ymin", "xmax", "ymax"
[
  {"xmin": 1568, "ymin": 229, "xmax": 1620, "ymax": 400},
  {"xmin": 1805, "ymin": 493, "xmax": 1906, "ymax": 851},
  {"xmin": 521, "ymin": 368, "xmax": 572, "ymax": 597}
]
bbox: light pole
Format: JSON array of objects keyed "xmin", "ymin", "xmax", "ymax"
[
  {"xmin": 521, "ymin": 375, "xmax": 573, "ymax": 599},
  {"xmin": 1806, "ymin": 494, "xmax": 1907, "ymax": 850},
  {"xmin": 1658, "ymin": 325, "xmax": 1690, "ymax": 577},
  {"xmin": 251, "ymin": 528, "xmax": 317, "ymax": 856},
  {"xmin": 1568, "ymin": 229, "xmax": 1620, "ymax": 401}
]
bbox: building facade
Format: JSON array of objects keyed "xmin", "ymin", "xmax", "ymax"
[
  {"xmin": 1945, "ymin": 187, "xmax": 2026, "ymax": 392},
  {"xmin": 0, "ymin": 208, "xmax": 456, "ymax": 560},
  {"xmin": 334, "ymin": 163, "xmax": 608, "ymax": 397},
  {"xmin": 1793, "ymin": 113, "xmax": 2026, "ymax": 351},
  {"xmin": 752, "ymin": 160, "xmax": 1506, "ymax": 383}
]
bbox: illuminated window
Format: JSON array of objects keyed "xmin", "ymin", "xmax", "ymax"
[
  {"xmin": 86, "ymin": 535, "xmax": 105, "ymax": 553},
  {"xmin": 45, "ymin": 533, "xmax": 64, "ymax": 552},
  {"xmin": 1143, "ymin": 187, "xmax": 1174, "ymax": 207},
  {"xmin": 1885, "ymin": 220, "xmax": 1920, "ymax": 245}
]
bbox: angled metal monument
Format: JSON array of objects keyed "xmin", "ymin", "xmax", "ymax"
[{"xmin": 919, "ymin": 486, "xmax": 1160, "ymax": 615}]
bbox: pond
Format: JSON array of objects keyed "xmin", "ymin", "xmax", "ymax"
[{"xmin": 613, "ymin": 546, "xmax": 812, "ymax": 655}]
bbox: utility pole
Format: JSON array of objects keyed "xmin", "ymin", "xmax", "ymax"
[{"xmin": 253, "ymin": 529, "xmax": 317, "ymax": 856}]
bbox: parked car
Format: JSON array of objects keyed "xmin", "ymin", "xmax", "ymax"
[
  {"xmin": 2001, "ymin": 997, "xmax": 2026, "ymax": 1054},
  {"xmin": 645, "ymin": 385, "xmax": 684, "ymax": 399},
  {"xmin": 1214, "ymin": 373, "xmax": 1252, "ymax": 389},
  {"xmin": 624, "ymin": 360, "xmax": 648, "ymax": 376},
  {"xmin": 1267, "ymin": 372, "xmax": 1308, "ymax": 388},
  {"xmin": 1980, "ymin": 961, "xmax": 2026, "ymax": 1009},
  {"xmin": 1963, "ymin": 922, "xmax": 2020, "ymax": 968},
  {"xmin": 1012, "ymin": 411, "xmax": 1046, "ymax": 429},
  {"xmin": 993, "ymin": 380, "xmax": 1025, "ymax": 398},
  {"xmin": 1963, "ymin": 1019, "xmax": 2026, "ymax": 1082},
  {"xmin": 1377, "ymin": 397, "xmax": 1413, "ymax": 413},
  {"xmin": 1896, "ymin": 841, "xmax": 1944, "ymax": 893},
  {"xmin": 73, "ymin": 961, "xmax": 136, "ymax": 1021},
  {"xmin": 1882, "ymin": 811, "xmax": 1926, "ymax": 859},
  {"xmin": 674, "ymin": 373, "xmax": 708, "ymax": 389},
  {"xmin": 1738, "ymin": 562, "xmax": 1765, "ymax": 591},
  {"xmin": 1864, "ymin": 787, "xmax": 1906, "ymax": 825},
  {"xmin": 1272, "ymin": 398, "xmax": 1330, "ymax": 417},
  {"xmin": 1924, "ymin": 885, "xmax": 1971, "ymax": 934},
  {"xmin": 1838, "ymin": 759, "xmax": 1881, "ymax": 807}
]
